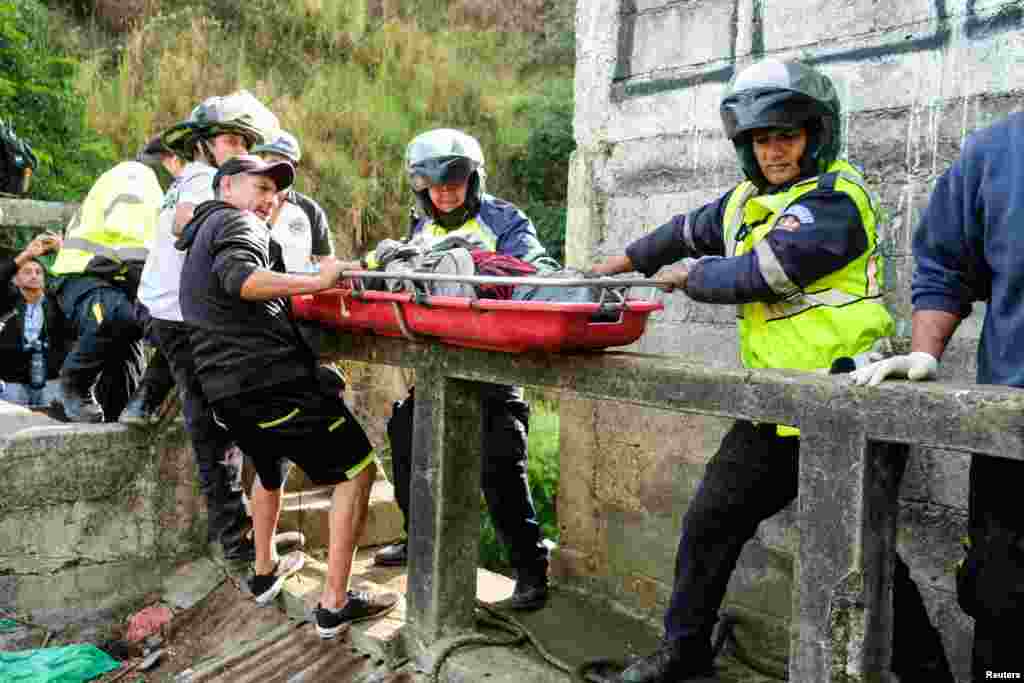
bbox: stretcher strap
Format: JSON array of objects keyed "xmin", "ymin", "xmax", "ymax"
[{"xmin": 391, "ymin": 302, "xmax": 421, "ymax": 342}]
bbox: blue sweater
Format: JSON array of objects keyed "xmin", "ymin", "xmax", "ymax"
[
  {"xmin": 911, "ymin": 112, "xmax": 1024, "ymax": 387},
  {"xmin": 412, "ymin": 194, "xmax": 547, "ymax": 262}
]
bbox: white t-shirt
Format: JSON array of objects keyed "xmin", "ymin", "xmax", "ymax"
[
  {"xmin": 270, "ymin": 199, "xmax": 315, "ymax": 272},
  {"xmin": 138, "ymin": 162, "xmax": 216, "ymax": 321}
]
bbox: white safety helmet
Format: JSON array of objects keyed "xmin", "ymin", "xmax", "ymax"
[
  {"xmin": 252, "ymin": 129, "xmax": 301, "ymax": 164},
  {"xmin": 161, "ymin": 90, "xmax": 279, "ymax": 166},
  {"xmin": 405, "ymin": 128, "xmax": 486, "ymax": 226}
]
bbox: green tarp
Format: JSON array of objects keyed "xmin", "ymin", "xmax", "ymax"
[{"xmin": 0, "ymin": 644, "xmax": 120, "ymax": 682}]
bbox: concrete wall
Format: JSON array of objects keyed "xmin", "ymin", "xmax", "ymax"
[
  {"xmin": 563, "ymin": 1, "xmax": 1024, "ymax": 678},
  {"xmin": 0, "ymin": 406, "xmax": 205, "ymax": 643}
]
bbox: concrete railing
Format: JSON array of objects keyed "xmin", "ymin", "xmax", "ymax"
[
  {"xmin": 0, "ymin": 407, "xmax": 205, "ymax": 637},
  {"xmin": 321, "ymin": 333, "xmax": 1024, "ymax": 682},
  {"xmin": 0, "ymin": 197, "xmax": 78, "ymax": 252},
  {"xmin": 0, "ymin": 197, "xmax": 78, "ymax": 228}
]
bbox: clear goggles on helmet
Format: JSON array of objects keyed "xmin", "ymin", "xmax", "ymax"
[{"xmin": 409, "ymin": 156, "xmax": 476, "ymax": 192}]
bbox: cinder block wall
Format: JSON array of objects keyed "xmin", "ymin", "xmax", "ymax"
[{"xmin": 562, "ymin": 2, "xmax": 1024, "ymax": 678}]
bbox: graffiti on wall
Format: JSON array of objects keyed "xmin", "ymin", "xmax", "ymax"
[{"xmin": 613, "ymin": 0, "xmax": 1024, "ymax": 101}]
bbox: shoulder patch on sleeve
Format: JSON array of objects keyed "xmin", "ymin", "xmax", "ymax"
[{"xmin": 774, "ymin": 203, "xmax": 815, "ymax": 231}]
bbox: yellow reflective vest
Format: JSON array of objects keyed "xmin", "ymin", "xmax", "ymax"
[
  {"xmin": 51, "ymin": 161, "xmax": 162, "ymax": 278},
  {"xmin": 722, "ymin": 160, "xmax": 894, "ymax": 435}
]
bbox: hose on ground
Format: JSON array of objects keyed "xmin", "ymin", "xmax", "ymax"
[
  {"xmin": 424, "ymin": 600, "xmax": 628, "ymax": 683},
  {"xmin": 425, "ymin": 603, "xmax": 787, "ymax": 683}
]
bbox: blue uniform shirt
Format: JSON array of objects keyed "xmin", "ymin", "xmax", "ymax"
[
  {"xmin": 912, "ymin": 112, "xmax": 1024, "ymax": 387},
  {"xmin": 412, "ymin": 194, "xmax": 547, "ymax": 262},
  {"xmin": 625, "ymin": 181, "xmax": 866, "ymax": 305}
]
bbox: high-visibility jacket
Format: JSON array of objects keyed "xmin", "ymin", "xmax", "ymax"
[
  {"xmin": 723, "ymin": 160, "xmax": 894, "ymax": 435},
  {"xmin": 51, "ymin": 161, "xmax": 161, "ymax": 281},
  {"xmin": 364, "ymin": 194, "xmax": 547, "ymax": 269}
]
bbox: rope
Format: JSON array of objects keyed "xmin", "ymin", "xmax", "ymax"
[
  {"xmin": 712, "ymin": 611, "xmax": 788, "ymax": 681},
  {"xmin": 422, "ymin": 604, "xmax": 788, "ymax": 683},
  {"xmin": 424, "ymin": 600, "xmax": 629, "ymax": 683}
]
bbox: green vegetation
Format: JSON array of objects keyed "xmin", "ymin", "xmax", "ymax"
[
  {"xmin": 30, "ymin": 0, "xmax": 576, "ymax": 260},
  {"xmin": 0, "ymin": 0, "xmax": 117, "ymax": 201},
  {"xmin": 507, "ymin": 78, "xmax": 574, "ymax": 263}
]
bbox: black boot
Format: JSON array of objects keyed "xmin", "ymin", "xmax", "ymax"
[
  {"xmin": 373, "ymin": 542, "xmax": 408, "ymax": 567},
  {"xmin": 614, "ymin": 639, "xmax": 718, "ymax": 683},
  {"xmin": 118, "ymin": 382, "xmax": 166, "ymax": 426},
  {"xmin": 60, "ymin": 375, "xmax": 103, "ymax": 423},
  {"xmin": 492, "ymin": 567, "xmax": 549, "ymax": 611}
]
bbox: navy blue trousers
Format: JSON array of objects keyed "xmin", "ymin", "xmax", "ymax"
[
  {"xmin": 150, "ymin": 319, "xmax": 248, "ymax": 554},
  {"xmin": 665, "ymin": 420, "xmax": 953, "ymax": 680},
  {"xmin": 58, "ymin": 277, "xmax": 144, "ymax": 421},
  {"xmin": 388, "ymin": 385, "xmax": 548, "ymax": 579},
  {"xmin": 957, "ymin": 454, "xmax": 1024, "ymax": 681}
]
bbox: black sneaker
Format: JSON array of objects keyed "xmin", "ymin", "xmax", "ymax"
[
  {"xmin": 372, "ymin": 542, "xmax": 408, "ymax": 567},
  {"xmin": 118, "ymin": 384, "xmax": 164, "ymax": 426},
  {"xmin": 614, "ymin": 640, "xmax": 717, "ymax": 683},
  {"xmin": 60, "ymin": 378, "xmax": 103, "ymax": 423},
  {"xmin": 314, "ymin": 590, "xmax": 399, "ymax": 639},
  {"xmin": 249, "ymin": 552, "xmax": 305, "ymax": 606}
]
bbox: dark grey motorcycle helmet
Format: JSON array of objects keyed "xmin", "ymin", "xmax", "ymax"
[
  {"xmin": 405, "ymin": 128, "xmax": 486, "ymax": 227},
  {"xmin": 720, "ymin": 59, "xmax": 842, "ymax": 189}
]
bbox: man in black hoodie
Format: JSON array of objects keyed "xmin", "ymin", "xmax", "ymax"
[{"xmin": 178, "ymin": 155, "xmax": 397, "ymax": 634}]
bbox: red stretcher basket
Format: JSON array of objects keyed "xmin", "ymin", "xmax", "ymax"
[{"xmin": 292, "ymin": 273, "xmax": 664, "ymax": 353}]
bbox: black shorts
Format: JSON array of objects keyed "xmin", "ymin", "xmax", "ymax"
[{"xmin": 212, "ymin": 377, "xmax": 374, "ymax": 490}]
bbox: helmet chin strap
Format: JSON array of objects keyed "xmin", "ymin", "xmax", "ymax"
[
  {"xmin": 198, "ymin": 138, "xmax": 219, "ymax": 169},
  {"xmin": 799, "ymin": 121, "xmax": 825, "ymax": 177}
]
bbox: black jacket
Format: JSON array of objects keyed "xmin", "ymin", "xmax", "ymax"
[
  {"xmin": 177, "ymin": 201, "xmax": 315, "ymax": 401},
  {"xmin": 0, "ymin": 258, "xmax": 70, "ymax": 383}
]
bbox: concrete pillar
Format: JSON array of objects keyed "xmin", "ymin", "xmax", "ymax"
[
  {"xmin": 405, "ymin": 371, "xmax": 484, "ymax": 648},
  {"xmin": 794, "ymin": 427, "xmax": 905, "ymax": 682}
]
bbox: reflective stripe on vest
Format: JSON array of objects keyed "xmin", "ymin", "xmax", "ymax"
[
  {"xmin": 722, "ymin": 161, "xmax": 895, "ymax": 437},
  {"xmin": 51, "ymin": 161, "xmax": 160, "ymax": 276},
  {"xmin": 724, "ymin": 164, "xmax": 888, "ymax": 334},
  {"xmin": 420, "ymin": 217, "xmax": 498, "ymax": 250},
  {"xmin": 62, "ymin": 237, "xmax": 149, "ymax": 264}
]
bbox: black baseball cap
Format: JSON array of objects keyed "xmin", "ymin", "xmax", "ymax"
[
  {"xmin": 213, "ymin": 154, "xmax": 294, "ymax": 193},
  {"xmin": 136, "ymin": 134, "xmax": 175, "ymax": 165}
]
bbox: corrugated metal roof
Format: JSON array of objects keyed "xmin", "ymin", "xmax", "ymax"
[{"xmin": 160, "ymin": 582, "xmax": 416, "ymax": 683}]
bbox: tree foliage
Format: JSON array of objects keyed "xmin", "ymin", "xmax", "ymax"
[
  {"xmin": 0, "ymin": 0, "xmax": 116, "ymax": 202},
  {"xmin": 508, "ymin": 77, "xmax": 575, "ymax": 263}
]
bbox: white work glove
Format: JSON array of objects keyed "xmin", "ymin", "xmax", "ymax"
[{"xmin": 848, "ymin": 351, "xmax": 939, "ymax": 387}]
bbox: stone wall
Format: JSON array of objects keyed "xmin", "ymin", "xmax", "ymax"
[
  {"xmin": 0, "ymin": 406, "xmax": 205, "ymax": 642},
  {"xmin": 564, "ymin": 1, "xmax": 1024, "ymax": 678}
]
